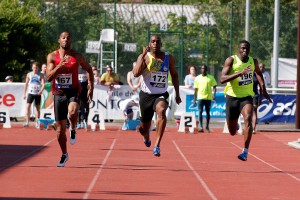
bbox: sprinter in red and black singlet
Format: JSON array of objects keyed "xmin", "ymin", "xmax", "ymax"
[
  {"xmin": 52, "ymin": 49, "xmax": 80, "ymax": 96},
  {"xmin": 47, "ymin": 31, "xmax": 94, "ymax": 167}
]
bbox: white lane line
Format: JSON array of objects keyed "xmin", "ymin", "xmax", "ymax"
[
  {"xmin": 0, "ymin": 137, "xmax": 57, "ymax": 172},
  {"xmin": 231, "ymin": 142, "xmax": 300, "ymax": 182},
  {"xmin": 173, "ymin": 140, "xmax": 218, "ymax": 200},
  {"xmin": 83, "ymin": 139, "xmax": 116, "ymax": 200}
]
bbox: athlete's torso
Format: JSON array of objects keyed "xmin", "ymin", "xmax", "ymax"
[
  {"xmin": 28, "ymin": 72, "xmax": 42, "ymax": 95},
  {"xmin": 52, "ymin": 50, "xmax": 79, "ymax": 95},
  {"xmin": 225, "ymin": 55, "xmax": 255, "ymax": 98},
  {"xmin": 141, "ymin": 52, "xmax": 169, "ymax": 94}
]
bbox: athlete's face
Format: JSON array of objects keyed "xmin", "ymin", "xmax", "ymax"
[
  {"xmin": 238, "ymin": 43, "xmax": 250, "ymax": 59},
  {"xmin": 149, "ymin": 36, "xmax": 162, "ymax": 53},
  {"xmin": 59, "ymin": 32, "xmax": 72, "ymax": 49},
  {"xmin": 32, "ymin": 64, "xmax": 39, "ymax": 74}
]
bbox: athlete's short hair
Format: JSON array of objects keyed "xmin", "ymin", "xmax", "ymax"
[{"xmin": 239, "ymin": 40, "xmax": 250, "ymax": 48}]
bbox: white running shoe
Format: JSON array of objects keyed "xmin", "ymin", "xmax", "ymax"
[{"xmin": 57, "ymin": 153, "xmax": 69, "ymax": 167}]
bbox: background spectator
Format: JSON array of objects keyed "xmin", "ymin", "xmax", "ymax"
[
  {"xmin": 184, "ymin": 65, "xmax": 197, "ymax": 88},
  {"xmin": 259, "ymin": 63, "xmax": 271, "ymax": 87},
  {"xmin": 127, "ymin": 62, "xmax": 142, "ymax": 94},
  {"xmin": 92, "ymin": 65, "xmax": 100, "ymax": 85},
  {"xmin": 193, "ymin": 65, "xmax": 217, "ymax": 133},
  {"xmin": 100, "ymin": 65, "xmax": 120, "ymax": 88},
  {"xmin": 5, "ymin": 76, "xmax": 13, "ymax": 82},
  {"xmin": 119, "ymin": 95, "xmax": 139, "ymax": 130},
  {"xmin": 41, "ymin": 63, "xmax": 48, "ymax": 82}
]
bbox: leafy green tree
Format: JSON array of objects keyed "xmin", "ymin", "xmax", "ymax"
[{"xmin": 0, "ymin": 0, "xmax": 45, "ymax": 81}]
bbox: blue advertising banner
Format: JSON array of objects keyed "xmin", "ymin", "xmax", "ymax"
[
  {"xmin": 184, "ymin": 91, "xmax": 295, "ymax": 123},
  {"xmin": 258, "ymin": 94, "xmax": 296, "ymax": 123},
  {"xmin": 185, "ymin": 92, "xmax": 226, "ymax": 119}
]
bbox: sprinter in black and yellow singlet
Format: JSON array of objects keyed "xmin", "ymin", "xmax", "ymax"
[
  {"xmin": 133, "ymin": 35, "xmax": 181, "ymax": 157},
  {"xmin": 220, "ymin": 40, "xmax": 272, "ymax": 161}
]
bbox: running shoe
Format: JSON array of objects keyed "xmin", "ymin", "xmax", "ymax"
[
  {"xmin": 69, "ymin": 129, "xmax": 76, "ymax": 145},
  {"xmin": 206, "ymin": 127, "xmax": 210, "ymax": 133},
  {"xmin": 23, "ymin": 123, "xmax": 29, "ymax": 127},
  {"xmin": 144, "ymin": 138, "xmax": 151, "ymax": 147},
  {"xmin": 238, "ymin": 151, "xmax": 248, "ymax": 161},
  {"xmin": 35, "ymin": 123, "xmax": 40, "ymax": 129},
  {"xmin": 121, "ymin": 124, "xmax": 128, "ymax": 130},
  {"xmin": 57, "ymin": 153, "xmax": 69, "ymax": 167},
  {"xmin": 153, "ymin": 146, "xmax": 160, "ymax": 157},
  {"xmin": 76, "ymin": 123, "xmax": 82, "ymax": 129},
  {"xmin": 198, "ymin": 128, "xmax": 204, "ymax": 133}
]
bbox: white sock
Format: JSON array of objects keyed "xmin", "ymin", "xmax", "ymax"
[{"xmin": 243, "ymin": 148, "xmax": 248, "ymax": 153}]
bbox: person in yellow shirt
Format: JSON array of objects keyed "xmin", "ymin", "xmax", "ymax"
[
  {"xmin": 193, "ymin": 65, "xmax": 217, "ymax": 133},
  {"xmin": 220, "ymin": 40, "xmax": 272, "ymax": 161},
  {"xmin": 100, "ymin": 66, "xmax": 120, "ymax": 88}
]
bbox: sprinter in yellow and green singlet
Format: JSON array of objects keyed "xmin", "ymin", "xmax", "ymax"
[{"xmin": 220, "ymin": 40, "xmax": 272, "ymax": 161}]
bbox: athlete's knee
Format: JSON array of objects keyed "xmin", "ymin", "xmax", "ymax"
[
  {"xmin": 156, "ymin": 105, "xmax": 167, "ymax": 117},
  {"xmin": 57, "ymin": 131, "xmax": 67, "ymax": 142}
]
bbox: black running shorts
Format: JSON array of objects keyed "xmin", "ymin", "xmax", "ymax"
[
  {"xmin": 79, "ymin": 81, "xmax": 88, "ymax": 104},
  {"xmin": 53, "ymin": 89, "xmax": 79, "ymax": 121},
  {"xmin": 139, "ymin": 90, "xmax": 169, "ymax": 123},
  {"xmin": 226, "ymin": 95, "xmax": 253, "ymax": 121},
  {"xmin": 27, "ymin": 94, "xmax": 41, "ymax": 105},
  {"xmin": 253, "ymin": 94, "xmax": 260, "ymax": 106}
]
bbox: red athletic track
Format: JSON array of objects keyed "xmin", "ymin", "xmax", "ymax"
[{"xmin": 0, "ymin": 124, "xmax": 299, "ymax": 200}]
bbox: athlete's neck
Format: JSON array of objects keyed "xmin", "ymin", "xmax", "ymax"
[
  {"xmin": 59, "ymin": 48, "xmax": 71, "ymax": 57},
  {"xmin": 238, "ymin": 55, "xmax": 249, "ymax": 63},
  {"xmin": 150, "ymin": 51, "xmax": 164, "ymax": 59}
]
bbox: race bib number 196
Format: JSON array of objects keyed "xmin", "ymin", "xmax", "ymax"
[{"xmin": 238, "ymin": 72, "xmax": 252, "ymax": 86}]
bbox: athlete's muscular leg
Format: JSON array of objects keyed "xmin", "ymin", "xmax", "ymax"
[
  {"xmin": 241, "ymin": 104, "xmax": 253, "ymax": 149},
  {"xmin": 25, "ymin": 103, "xmax": 31, "ymax": 124},
  {"xmin": 139, "ymin": 121, "xmax": 152, "ymax": 140},
  {"xmin": 56, "ymin": 120, "xmax": 67, "ymax": 154},
  {"xmin": 35, "ymin": 104, "xmax": 41, "ymax": 121},
  {"xmin": 68, "ymin": 102, "xmax": 79, "ymax": 130},
  {"xmin": 227, "ymin": 119, "xmax": 239, "ymax": 136},
  {"xmin": 154, "ymin": 101, "xmax": 168, "ymax": 147}
]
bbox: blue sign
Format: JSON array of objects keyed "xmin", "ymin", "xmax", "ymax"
[
  {"xmin": 185, "ymin": 92, "xmax": 226, "ymax": 118},
  {"xmin": 185, "ymin": 92, "xmax": 295, "ymax": 123},
  {"xmin": 258, "ymin": 94, "xmax": 295, "ymax": 123}
]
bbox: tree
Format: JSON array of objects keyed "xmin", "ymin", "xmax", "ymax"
[{"xmin": 0, "ymin": 0, "xmax": 45, "ymax": 81}]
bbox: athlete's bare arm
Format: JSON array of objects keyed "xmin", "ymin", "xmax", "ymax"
[
  {"xmin": 46, "ymin": 51, "xmax": 69, "ymax": 82},
  {"xmin": 169, "ymin": 54, "xmax": 181, "ymax": 105},
  {"xmin": 133, "ymin": 46, "xmax": 149, "ymax": 77},
  {"xmin": 220, "ymin": 57, "xmax": 251, "ymax": 84},
  {"xmin": 23, "ymin": 73, "xmax": 30, "ymax": 99}
]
